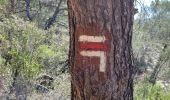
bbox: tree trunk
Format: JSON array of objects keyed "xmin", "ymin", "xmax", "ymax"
[
  {"xmin": 68, "ymin": 0, "xmax": 135, "ymax": 99},
  {"xmin": 10, "ymin": 0, "xmax": 17, "ymax": 13},
  {"xmin": 149, "ymin": 45, "xmax": 168, "ymax": 85}
]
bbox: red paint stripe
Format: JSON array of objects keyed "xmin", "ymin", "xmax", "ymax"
[{"xmin": 80, "ymin": 43, "xmax": 107, "ymax": 51}]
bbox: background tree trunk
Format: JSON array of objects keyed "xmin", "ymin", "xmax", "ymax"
[
  {"xmin": 68, "ymin": 0, "xmax": 135, "ymax": 99},
  {"xmin": 10, "ymin": 0, "xmax": 17, "ymax": 13}
]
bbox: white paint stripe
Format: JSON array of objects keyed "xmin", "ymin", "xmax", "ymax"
[
  {"xmin": 79, "ymin": 35, "xmax": 106, "ymax": 42},
  {"xmin": 80, "ymin": 51, "xmax": 106, "ymax": 72}
]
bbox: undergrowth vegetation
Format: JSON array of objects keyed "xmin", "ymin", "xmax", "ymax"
[{"xmin": 0, "ymin": 0, "xmax": 170, "ymax": 100}]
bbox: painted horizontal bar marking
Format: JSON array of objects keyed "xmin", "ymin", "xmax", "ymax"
[
  {"xmin": 80, "ymin": 43, "xmax": 107, "ymax": 50},
  {"xmin": 79, "ymin": 35, "xmax": 106, "ymax": 42}
]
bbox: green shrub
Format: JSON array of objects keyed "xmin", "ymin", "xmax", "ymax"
[
  {"xmin": 0, "ymin": 15, "xmax": 46, "ymax": 79},
  {"xmin": 134, "ymin": 80, "xmax": 170, "ymax": 100},
  {"xmin": 0, "ymin": 0, "xmax": 8, "ymax": 5}
]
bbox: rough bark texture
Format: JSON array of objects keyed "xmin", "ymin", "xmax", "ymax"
[{"xmin": 68, "ymin": 0, "xmax": 135, "ymax": 100}]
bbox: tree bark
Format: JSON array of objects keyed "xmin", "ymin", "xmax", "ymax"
[
  {"xmin": 68, "ymin": 0, "xmax": 135, "ymax": 100},
  {"xmin": 25, "ymin": 0, "xmax": 33, "ymax": 21},
  {"xmin": 10, "ymin": 0, "xmax": 17, "ymax": 13}
]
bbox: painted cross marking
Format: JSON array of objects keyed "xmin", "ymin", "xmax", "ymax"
[{"xmin": 79, "ymin": 35, "xmax": 107, "ymax": 72}]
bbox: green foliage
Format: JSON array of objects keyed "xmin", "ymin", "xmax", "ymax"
[
  {"xmin": 134, "ymin": 80, "xmax": 170, "ymax": 100},
  {"xmin": 0, "ymin": 0, "xmax": 8, "ymax": 5},
  {"xmin": 0, "ymin": 56, "xmax": 5, "ymax": 73},
  {"xmin": 133, "ymin": 1, "xmax": 170, "ymax": 99},
  {"xmin": 160, "ymin": 47, "xmax": 170, "ymax": 60},
  {"xmin": 37, "ymin": 45, "xmax": 56, "ymax": 58},
  {"xmin": 0, "ymin": 15, "xmax": 46, "ymax": 79},
  {"xmin": 0, "ymin": 0, "xmax": 70, "ymax": 99},
  {"xmin": 0, "ymin": 14, "xmax": 69, "ymax": 79}
]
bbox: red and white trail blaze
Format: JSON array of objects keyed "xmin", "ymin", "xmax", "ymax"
[{"xmin": 79, "ymin": 35, "xmax": 107, "ymax": 72}]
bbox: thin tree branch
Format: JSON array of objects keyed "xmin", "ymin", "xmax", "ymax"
[
  {"xmin": 25, "ymin": 0, "xmax": 39, "ymax": 21},
  {"xmin": 44, "ymin": 0, "xmax": 63, "ymax": 30}
]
